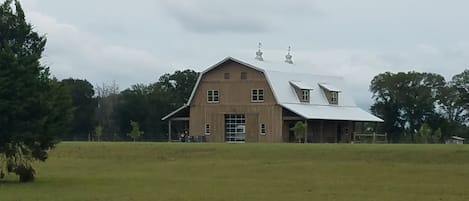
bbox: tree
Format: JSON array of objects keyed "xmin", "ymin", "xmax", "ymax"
[
  {"xmin": 61, "ymin": 78, "xmax": 97, "ymax": 140},
  {"xmin": 94, "ymin": 125, "xmax": 103, "ymax": 141},
  {"xmin": 449, "ymin": 70, "xmax": 469, "ymax": 124},
  {"xmin": 0, "ymin": 0, "xmax": 72, "ymax": 182},
  {"xmin": 157, "ymin": 69, "xmax": 199, "ymax": 104},
  {"xmin": 114, "ymin": 70, "xmax": 199, "ymax": 141},
  {"xmin": 370, "ymin": 71, "xmax": 445, "ymax": 143},
  {"xmin": 127, "ymin": 121, "xmax": 143, "ymax": 142},
  {"xmin": 290, "ymin": 121, "xmax": 306, "ymax": 143},
  {"xmin": 95, "ymin": 81, "xmax": 119, "ymax": 140},
  {"xmin": 417, "ymin": 123, "xmax": 432, "ymax": 143}
]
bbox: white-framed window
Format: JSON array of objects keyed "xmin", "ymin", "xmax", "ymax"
[
  {"xmin": 251, "ymin": 89, "xmax": 264, "ymax": 102},
  {"xmin": 205, "ymin": 124, "xmax": 210, "ymax": 135},
  {"xmin": 301, "ymin": 89, "xmax": 309, "ymax": 102},
  {"xmin": 260, "ymin": 123, "xmax": 266, "ymax": 135},
  {"xmin": 207, "ymin": 90, "xmax": 219, "ymax": 103},
  {"xmin": 331, "ymin": 91, "xmax": 338, "ymax": 104}
]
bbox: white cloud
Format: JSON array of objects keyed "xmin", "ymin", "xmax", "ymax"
[{"xmin": 24, "ymin": 10, "xmax": 171, "ymax": 89}]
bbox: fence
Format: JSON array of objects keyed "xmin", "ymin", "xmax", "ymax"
[{"xmin": 353, "ymin": 132, "xmax": 387, "ymax": 143}]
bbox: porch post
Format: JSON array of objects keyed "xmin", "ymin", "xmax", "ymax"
[
  {"xmin": 304, "ymin": 119, "xmax": 308, "ymax": 143},
  {"xmin": 168, "ymin": 119, "xmax": 172, "ymax": 142},
  {"xmin": 320, "ymin": 120, "xmax": 324, "ymax": 143}
]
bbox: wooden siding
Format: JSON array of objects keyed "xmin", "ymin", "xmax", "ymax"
[{"xmin": 189, "ymin": 60, "xmax": 283, "ymax": 142}]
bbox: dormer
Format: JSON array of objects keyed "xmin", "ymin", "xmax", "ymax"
[
  {"xmin": 289, "ymin": 81, "xmax": 314, "ymax": 103},
  {"xmin": 319, "ymin": 83, "xmax": 341, "ymax": 105}
]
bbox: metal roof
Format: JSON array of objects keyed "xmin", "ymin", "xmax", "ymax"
[
  {"xmin": 162, "ymin": 57, "xmax": 383, "ymax": 122},
  {"xmin": 318, "ymin": 83, "xmax": 342, "ymax": 92},
  {"xmin": 451, "ymin": 136, "xmax": 465, "ymax": 140},
  {"xmin": 282, "ymin": 103, "xmax": 383, "ymax": 122},
  {"xmin": 289, "ymin": 80, "xmax": 315, "ymax": 90}
]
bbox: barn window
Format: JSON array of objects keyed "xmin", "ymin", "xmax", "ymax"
[
  {"xmin": 331, "ymin": 91, "xmax": 338, "ymax": 104},
  {"xmin": 205, "ymin": 124, "xmax": 210, "ymax": 135},
  {"xmin": 301, "ymin": 89, "xmax": 309, "ymax": 102},
  {"xmin": 251, "ymin": 89, "xmax": 264, "ymax": 102},
  {"xmin": 241, "ymin": 72, "xmax": 247, "ymax": 80},
  {"xmin": 224, "ymin": 72, "xmax": 230, "ymax": 79},
  {"xmin": 207, "ymin": 90, "xmax": 219, "ymax": 103},
  {"xmin": 260, "ymin": 124, "xmax": 266, "ymax": 135}
]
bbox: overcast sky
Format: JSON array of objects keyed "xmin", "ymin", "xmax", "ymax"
[{"xmin": 17, "ymin": 0, "xmax": 469, "ymax": 109}]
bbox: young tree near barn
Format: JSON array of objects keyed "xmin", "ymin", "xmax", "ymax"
[
  {"xmin": 0, "ymin": 0, "xmax": 72, "ymax": 182},
  {"xmin": 127, "ymin": 121, "xmax": 143, "ymax": 142},
  {"xmin": 290, "ymin": 121, "xmax": 306, "ymax": 143}
]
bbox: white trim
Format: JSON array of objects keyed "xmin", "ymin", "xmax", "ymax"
[
  {"xmin": 207, "ymin": 90, "xmax": 219, "ymax": 103},
  {"xmin": 319, "ymin": 83, "xmax": 342, "ymax": 92},
  {"xmin": 301, "ymin": 89, "xmax": 309, "ymax": 102},
  {"xmin": 251, "ymin": 88, "xmax": 265, "ymax": 103},
  {"xmin": 290, "ymin": 80, "xmax": 314, "ymax": 89},
  {"xmin": 161, "ymin": 104, "xmax": 188, "ymax": 121},
  {"xmin": 186, "ymin": 57, "xmax": 271, "ymax": 105},
  {"xmin": 205, "ymin": 123, "xmax": 211, "ymax": 135},
  {"xmin": 260, "ymin": 123, "xmax": 266, "ymax": 135}
]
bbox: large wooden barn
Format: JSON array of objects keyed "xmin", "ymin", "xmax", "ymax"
[{"xmin": 162, "ymin": 55, "xmax": 382, "ymax": 143}]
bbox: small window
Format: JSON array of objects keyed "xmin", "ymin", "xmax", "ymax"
[
  {"xmin": 224, "ymin": 72, "xmax": 230, "ymax": 79},
  {"xmin": 205, "ymin": 124, "xmax": 210, "ymax": 135},
  {"xmin": 241, "ymin": 72, "xmax": 247, "ymax": 80},
  {"xmin": 301, "ymin": 89, "xmax": 309, "ymax": 102},
  {"xmin": 207, "ymin": 90, "xmax": 219, "ymax": 103},
  {"xmin": 251, "ymin": 89, "xmax": 264, "ymax": 102},
  {"xmin": 331, "ymin": 91, "xmax": 338, "ymax": 104},
  {"xmin": 260, "ymin": 124, "xmax": 266, "ymax": 135}
]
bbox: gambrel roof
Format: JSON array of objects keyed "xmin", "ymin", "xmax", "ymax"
[{"xmin": 163, "ymin": 57, "xmax": 382, "ymax": 122}]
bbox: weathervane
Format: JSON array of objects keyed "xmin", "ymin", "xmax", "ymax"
[
  {"xmin": 285, "ymin": 46, "xmax": 293, "ymax": 64},
  {"xmin": 255, "ymin": 42, "xmax": 264, "ymax": 61}
]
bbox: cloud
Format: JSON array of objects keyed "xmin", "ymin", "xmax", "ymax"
[
  {"xmin": 25, "ymin": 11, "xmax": 171, "ymax": 90},
  {"xmin": 158, "ymin": 0, "xmax": 321, "ymax": 33}
]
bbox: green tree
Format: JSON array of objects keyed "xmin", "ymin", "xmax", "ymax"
[
  {"xmin": 418, "ymin": 123, "xmax": 432, "ymax": 143},
  {"xmin": 94, "ymin": 125, "xmax": 103, "ymax": 141},
  {"xmin": 370, "ymin": 71, "xmax": 445, "ymax": 143},
  {"xmin": 290, "ymin": 121, "xmax": 306, "ymax": 143},
  {"xmin": 127, "ymin": 121, "xmax": 143, "ymax": 142},
  {"xmin": 0, "ymin": 0, "xmax": 72, "ymax": 182},
  {"xmin": 62, "ymin": 78, "xmax": 97, "ymax": 140},
  {"xmin": 114, "ymin": 70, "xmax": 199, "ymax": 141}
]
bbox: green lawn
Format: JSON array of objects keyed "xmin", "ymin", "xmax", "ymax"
[{"xmin": 1, "ymin": 142, "xmax": 468, "ymax": 201}]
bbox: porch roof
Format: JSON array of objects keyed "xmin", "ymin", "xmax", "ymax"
[
  {"xmin": 281, "ymin": 103, "xmax": 383, "ymax": 122},
  {"xmin": 161, "ymin": 104, "xmax": 189, "ymax": 121}
]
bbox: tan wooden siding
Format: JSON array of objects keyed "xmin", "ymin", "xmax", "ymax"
[{"xmin": 189, "ymin": 60, "xmax": 283, "ymax": 142}]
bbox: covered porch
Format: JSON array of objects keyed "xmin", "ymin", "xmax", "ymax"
[
  {"xmin": 281, "ymin": 105, "xmax": 384, "ymax": 143},
  {"xmin": 162, "ymin": 105, "xmax": 190, "ymax": 142}
]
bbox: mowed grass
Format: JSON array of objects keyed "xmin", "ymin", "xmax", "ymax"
[{"xmin": 1, "ymin": 143, "xmax": 469, "ymax": 201}]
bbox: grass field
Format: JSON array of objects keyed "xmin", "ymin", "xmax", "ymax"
[{"xmin": 0, "ymin": 142, "xmax": 468, "ymax": 201}]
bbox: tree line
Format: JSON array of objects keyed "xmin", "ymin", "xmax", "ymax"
[
  {"xmin": 370, "ymin": 70, "xmax": 469, "ymax": 143},
  {"xmin": 61, "ymin": 70, "xmax": 198, "ymax": 142}
]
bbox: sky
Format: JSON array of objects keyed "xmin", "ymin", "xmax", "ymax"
[{"xmin": 15, "ymin": 0, "xmax": 469, "ymax": 110}]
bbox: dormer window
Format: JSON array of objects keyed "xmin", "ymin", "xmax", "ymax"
[
  {"xmin": 289, "ymin": 81, "xmax": 313, "ymax": 103},
  {"xmin": 318, "ymin": 83, "xmax": 341, "ymax": 105},
  {"xmin": 331, "ymin": 91, "xmax": 338, "ymax": 104},
  {"xmin": 302, "ymin": 89, "xmax": 309, "ymax": 102}
]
